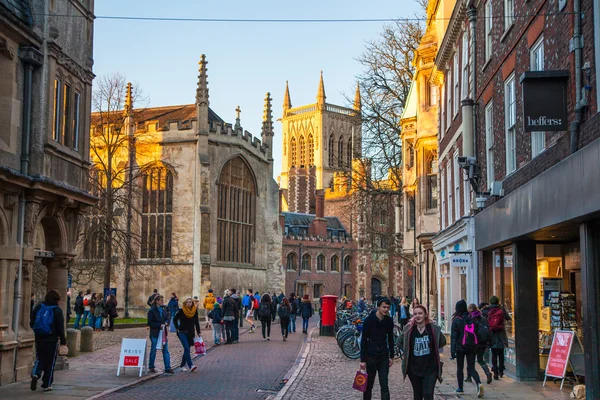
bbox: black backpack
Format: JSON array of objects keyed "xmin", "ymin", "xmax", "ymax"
[
  {"xmin": 258, "ymin": 302, "xmax": 271, "ymax": 320},
  {"xmin": 278, "ymin": 305, "xmax": 291, "ymax": 319},
  {"xmin": 475, "ymin": 318, "xmax": 493, "ymax": 345}
]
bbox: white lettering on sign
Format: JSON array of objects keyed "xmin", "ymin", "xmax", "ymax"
[{"xmin": 527, "ymin": 116, "xmax": 562, "ymax": 127}]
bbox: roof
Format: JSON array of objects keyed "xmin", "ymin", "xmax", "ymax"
[
  {"xmin": 282, "ymin": 212, "xmax": 347, "ymax": 231},
  {"xmin": 0, "ymin": 0, "xmax": 32, "ymax": 25},
  {"xmin": 401, "ymin": 82, "xmax": 417, "ymax": 121}
]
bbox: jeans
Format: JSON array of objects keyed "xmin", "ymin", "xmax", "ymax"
[
  {"xmin": 302, "ymin": 317, "xmax": 309, "ymax": 332},
  {"xmin": 89, "ymin": 315, "xmax": 96, "ymax": 328},
  {"xmin": 471, "ymin": 347, "xmax": 491, "ymax": 376},
  {"xmin": 74, "ymin": 313, "xmax": 83, "ymax": 329},
  {"xmin": 82, "ymin": 310, "xmax": 90, "ymax": 326},
  {"xmin": 177, "ymin": 332, "xmax": 193, "ymax": 368},
  {"xmin": 288, "ymin": 314, "xmax": 297, "ymax": 332},
  {"xmin": 32, "ymin": 341, "xmax": 58, "ymax": 389},
  {"xmin": 213, "ymin": 324, "xmax": 225, "ymax": 344},
  {"xmin": 456, "ymin": 350, "xmax": 480, "ymax": 389},
  {"xmin": 261, "ymin": 319, "xmax": 272, "ymax": 339},
  {"xmin": 232, "ymin": 320, "xmax": 239, "ymax": 341},
  {"xmin": 95, "ymin": 316, "xmax": 103, "ymax": 329},
  {"xmin": 280, "ymin": 317, "xmax": 290, "ymax": 338},
  {"xmin": 407, "ymin": 371, "xmax": 437, "ymax": 400},
  {"xmin": 364, "ymin": 354, "xmax": 390, "ymax": 400},
  {"xmin": 491, "ymin": 348, "xmax": 505, "ymax": 374},
  {"xmin": 149, "ymin": 335, "xmax": 171, "ymax": 370},
  {"xmin": 224, "ymin": 320, "xmax": 234, "ymax": 343}
]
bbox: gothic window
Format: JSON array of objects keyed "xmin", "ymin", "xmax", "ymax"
[
  {"xmin": 331, "ymin": 255, "xmax": 339, "ymax": 272},
  {"xmin": 141, "ymin": 165, "xmax": 174, "ymax": 259},
  {"xmin": 317, "ymin": 254, "xmax": 325, "ymax": 271},
  {"xmin": 287, "ymin": 252, "xmax": 298, "ymax": 270},
  {"xmin": 308, "ymin": 134, "xmax": 315, "ymax": 166},
  {"xmin": 83, "ymin": 216, "xmax": 105, "ymax": 260},
  {"xmin": 217, "ymin": 157, "xmax": 256, "ymax": 264},
  {"xmin": 328, "ymin": 134, "xmax": 335, "ymax": 167},
  {"xmin": 406, "ymin": 141, "xmax": 415, "ymax": 169},
  {"xmin": 302, "ymin": 254, "xmax": 311, "ymax": 271},
  {"xmin": 380, "ymin": 210, "xmax": 388, "ymax": 225},
  {"xmin": 290, "ymin": 136, "xmax": 297, "ymax": 167},
  {"xmin": 347, "ymin": 137, "xmax": 352, "ymax": 168},
  {"xmin": 338, "ymin": 136, "xmax": 345, "ymax": 167},
  {"xmin": 299, "ymin": 135, "xmax": 306, "ymax": 167},
  {"xmin": 343, "ymin": 255, "xmax": 351, "ymax": 272}
]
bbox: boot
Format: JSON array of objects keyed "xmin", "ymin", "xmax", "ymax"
[{"xmin": 486, "ymin": 371, "xmax": 493, "ymax": 384}]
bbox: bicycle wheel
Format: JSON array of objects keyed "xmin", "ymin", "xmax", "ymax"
[
  {"xmin": 337, "ymin": 330, "xmax": 354, "ymax": 348},
  {"xmin": 341, "ymin": 332, "xmax": 361, "ymax": 359}
]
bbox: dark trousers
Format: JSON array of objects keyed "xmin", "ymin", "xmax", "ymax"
[
  {"xmin": 474, "ymin": 347, "xmax": 491, "ymax": 376},
  {"xmin": 232, "ymin": 319, "xmax": 239, "ymax": 341},
  {"xmin": 456, "ymin": 350, "xmax": 480, "ymax": 389},
  {"xmin": 108, "ymin": 315, "xmax": 115, "ymax": 330},
  {"xmin": 239, "ymin": 310, "xmax": 244, "ymax": 327},
  {"xmin": 280, "ymin": 317, "xmax": 290, "ymax": 338},
  {"xmin": 225, "ymin": 320, "xmax": 234, "ymax": 343},
  {"xmin": 363, "ymin": 354, "xmax": 390, "ymax": 400},
  {"xmin": 491, "ymin": 348, "xmax": 505, "ymax": 374},
  {"xmin": 261, "ymin": 319, "xmax": 272, "ymax": 338},
  {"xmin": 407, "ymin": 371, "xmax": 437, "ymax": 400},
  {"xmin": 32, "ymin": 341, "xmax": 58, "ymax": 388}
]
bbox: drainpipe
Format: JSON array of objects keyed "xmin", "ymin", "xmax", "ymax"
[
  {"xmin": 570, "ymin": 0, "xmax": 584, "ymax": 153},
  {"xmin": 468, "ymin": 5, "xmax": 478, "ymax": 164}
]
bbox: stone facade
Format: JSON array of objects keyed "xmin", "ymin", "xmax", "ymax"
[{"xmin": 0, "ymin": 0, "xmax": 96, "ymax": 385}]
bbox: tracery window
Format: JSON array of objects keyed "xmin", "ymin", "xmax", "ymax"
[
  {"xmin": 343, "ymin": 255, "xmax": 351, "ymax": 272},
  {"xmin": 338, "ymin": 136, "xmax": 345, "ymax": 167},
  {"xmin": 328, "ymin": 134, "xmax": 335, "ymax": 167},
  {"xmin": 317, "ymin": 254, "xmax": 325, "ymax": 271},
  {"xmin": 141, "ymin": 165, "xmax": 173, "ymax": 259},
  {"xmin": 308, "ymin": 134, "xmax": 315, "ymax": 166},
  {"xmin": 302, "ymin": 254, "xmax": 311, "ymax": 271},
  {"xmin": 217, "ymin": 157, "xmax": 256, "ymax": 264},
  {"xmin": 290, "ymin": 136, "xmax": 297, "ymax": 167},
  {"xmin": 299, "ymin": 135, "xmax": 306, "ymax": 167}
]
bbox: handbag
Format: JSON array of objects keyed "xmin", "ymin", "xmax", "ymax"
[
  {"xmin": 352, "ymin": 369, "xmax": 368, "ymax": 393},
  {"xmin": 194, "ymin": 336, "xmax": 206, "ymax": 355},
  {"xmin": 58, "ymin": 345, "xmax": 69, "ymax": 356}
]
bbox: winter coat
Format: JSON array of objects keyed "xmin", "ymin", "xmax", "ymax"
[
  {"xmin": 299, "ymin": 299, "xmax": 314, "ymax": 318},
  {"xmin": 451, "ymin": 312, "xmax": 480, "ymax": 356},
  {"xmin": 208, "ymin": 305, "xmax": 223, "ymax": 324},
  {"xmin": 357, "ymin": 299, "xmax": 366, "ymax": 312},
  {"xmin": 399, "ymin": 323, "xmax": 446, "ymax": 380},
  {"xmin": 289, "ymin": 297, "xmax": 299, "ymax": 314},
  {"xmin": 167, "ymin": 297, "xmax": 179, "ymax": 318},
  {"xmin": 482, "ymin": 305, "xmax": 511, "ymax": 349},
  {"xmin": 30, "ymin": 301, "xmax": 67, "ymax": 345},
  {"xmin": 74, "ymin": 295, "xmax": 84, "ymax": 314},
  {"xmin": 231, "ymin": 294, "xmax": 241, "ymax": 318},
  {"xmin": 147, "ymin": 305, "xmax": 169, "ymax": 338},
  {"xmin": 257, "ymin": 298, "xmax": 276, "ymax": 322},
  {"xmin": 221, "ymin": 295, "xmax": 237, "ymax": 319},
  {"xmin": 105, "ymin": 298, "xmax": 118, "ymax": 318},
  {"xmin": 173, "ymin": 308, "xmax": 201, "ymax": 346},
  {"xmin": 94, "ymin": 299, "xmax": 105, "ymax": 317},
  {"xmin": 203, "ymin": 293, "xmax": 216, "ymax": 311}
]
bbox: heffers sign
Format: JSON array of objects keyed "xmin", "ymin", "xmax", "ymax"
[{"xmin": 520, "ymin": 71, "xmax": 569, "ymax": 132}]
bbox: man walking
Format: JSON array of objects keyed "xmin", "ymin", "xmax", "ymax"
[
  {"xmin": 221, "ymin": 290, "xmax": 237, "ymax": 344},
  {"xmin": 245, "ymin": 289, "xmax": 256, "ymax": 332},
  {"xmin": 82, "ymin": 289, "xmax": 92, "ymax": 326},
  {"xmin": 73, "ymin": 291, "xmax": 84, "ymax": 329},
  {"xmin": 30, "ymin": 290, "xmax": 67, "ymax": 392},
  {"xmin": 147, "ymin": 295, "xmax": 173, "ymax": 373},
  {"xmin": 230, "ymin": 289, "xmax": 242, "ymax": 342},
  {"xmin": 359, "ymin": 298, "xmax": 394, "ymax": 400}
]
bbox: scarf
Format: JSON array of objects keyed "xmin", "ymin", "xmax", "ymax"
[
  {"xmin": 182, "ymin": 301, "xmax": 197, "ymax": 319},
  {"xmin": 470, "ymin": 310, "xmax": 482, "ymax": 318}
]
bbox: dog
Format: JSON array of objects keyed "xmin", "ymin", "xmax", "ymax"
[{"xmin": 570, "ymin": 384, "xmax": 585, "ymax": 400}]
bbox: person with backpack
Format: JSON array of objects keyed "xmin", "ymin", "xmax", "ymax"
[
  {"xmin": 147, "ymin": 295, "xmax": 173, "ymax": 374},
  {"xmin": 208, "ymin": 302, "xmax": 225, "ymax": 345},
  {"xmin": 221, "ymin": 289, "xmax": 237, "ymax": 344},
  {"xmin": 30, "ymin": 289, "xmax": 67, "ymax": 392},
  {"xmin": 299, "ymin": 294, "xmax": 314, "ymax": 334},
  {"xmin": 173, "ymin": 297, "xmax": 201, "ymax": 372},
  {"xmin": 278, "ymin": 297, "xmax": 292, "ymax": 341},
  {"xmin": 245, "ymin": 289, "xmax": 257, "ymax": 333},
  {"xmin": 253, "ymin": 291, "xmax": 260, "ymax": 319},
  {"xmin": 82, "ymin": 289, "xmax": 92, "ymax": 326},
  {"xmin": 73, "ymin": 291, "xmax": 84, "ymax": 329},
  {"xmin": 202, "ymin": 289, "xmax": 216, "ymax": 329},
  {"xmin": 451, "ymin": 300, "xmax": 484, "ymax": 397},
  {"xmin": 288, "ymin": 293, "xmax": 299, "ymax": 333},
  {"xmin": 147, "ymin": 288, "xmax": 159, "ymax": 308},
  {"xmin": 465, "ymin": 303, "xmax": 493, "ymax": 384},
  {"xmin": 483, "ymin": 296, "xmax": 511, "ymax": 380},
  {"xmin": 258, "ymin": 293, "xmax": 276, "ymax": 340}
]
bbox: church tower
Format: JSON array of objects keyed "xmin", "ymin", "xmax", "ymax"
[{"xmin": 280, "ymin": 73, "xmax": 362, "ymax": 214}]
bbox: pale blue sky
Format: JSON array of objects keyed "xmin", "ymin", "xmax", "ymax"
[{"xmin": 93, "ymin": 0, "xmax": 421, "ymax": 178}]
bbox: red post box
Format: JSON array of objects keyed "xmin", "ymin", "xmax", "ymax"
[{"xmin": 320, "ymin": 295, "xmax": 338, "ymax": 336}]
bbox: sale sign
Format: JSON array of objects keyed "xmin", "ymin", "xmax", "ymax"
[
  {"xmin": 124, "ymin": 356, "xmax": 140, "ymax": 366},
  {"xmin": 117, "ymin": 338, "xmax": 147, "ymax": 377},
  {"xmin": 545, "ymin": 330, "xmax": 575, "ymax": 378}
]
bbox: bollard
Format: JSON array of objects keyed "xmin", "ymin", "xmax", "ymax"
[
  {"xmin": 66, "ymin": 328, "xmax": 79, "ymax": 357},
  {"xmin": 80, "ymin": 326, "xmax": 94, "ymax": 352}
]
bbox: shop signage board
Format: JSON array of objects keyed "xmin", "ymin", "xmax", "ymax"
[
  {"xmin": 117, "ymin": 338, "xmax": 147, "ymax": 377},
  {"xmin": 543, "ymin": 330, "xmax": 577, "ymax": 390},
  {"xmin": 450, "ymin": 254, "xmax": 471, "ymax": 268},
  {"xmin": 520, "ymin": 71, "xmax": 569, "ymax": 132}
]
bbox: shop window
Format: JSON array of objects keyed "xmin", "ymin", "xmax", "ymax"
[{"xmin": 490, "ymin": 247, "xmax": 515, "ymax": 366}]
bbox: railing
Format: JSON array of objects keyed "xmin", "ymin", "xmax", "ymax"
[
  {"xmin": 325, "ymin": 104, "xmax": 357, "ymax": 116},
  {"xmin": 287, "ymin": 104, "xmax": 317, "ymax": 115}
]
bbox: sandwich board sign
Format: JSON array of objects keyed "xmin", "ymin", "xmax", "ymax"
[
  {"xmin": 117, "ymin": 338, "xmax": 147, "ymax": 377},
  {"xmin": 543, "ymin": 330, "xmax": 580, "ymax": 390}
]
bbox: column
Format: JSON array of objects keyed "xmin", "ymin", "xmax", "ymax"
[
  {"xmin": 512, "ymin": 241, "xmax": 539, "ymax": 380},
  {"xmin": 580, "ymin": 221, "xmax": 600, "ymax": 399}
]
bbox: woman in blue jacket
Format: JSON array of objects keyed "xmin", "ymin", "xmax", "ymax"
[{"xmin": 299, "ymin": 294, "xmax": 314, "ymax": 334}]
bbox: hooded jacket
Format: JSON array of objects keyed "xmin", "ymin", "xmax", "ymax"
[
  {"xmin": 30, "ymin": 300, "xmax": 67, "ymax": 345},
  {"xmin": 231, "ymin": 294, "xmax": 241, "ymax": 318},
  {"xmin": 399, "ymin": 322, "xmax": 446, "ymax": 380},
  {"xmin": 203, "ymin": 293, "xmax": 216, "ymax": 311},
  {"xmin": 208, "ymin": 303, "xmax": 223, "ymax": 324},
  {"xmin": 299, "ymin": 298, "xmax": 314, "ymax": 318},
  {"xmin": 450, "ymin": 300, "xmax": 471, "ymax": 356},
  {"xmin": 221, "ymin": 295, "xmax": 237, "ymax": 319}
]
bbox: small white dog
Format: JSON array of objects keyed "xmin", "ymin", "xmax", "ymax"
[{"xmin": 570, "ymin": 384, "xmax": 585, "ymax": 400}]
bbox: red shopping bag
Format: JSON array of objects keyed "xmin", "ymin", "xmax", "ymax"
[
  {"xmin": 352, "ymin": 369, "xmax": 368, "ymax": 392},
  {"xmin": 194, "ymin": 336, "xmax": 206, "ymax": 355}
]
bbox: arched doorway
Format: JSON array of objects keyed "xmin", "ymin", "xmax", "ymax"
[{"xmin": 371, "ymin": 277, "xmax": 382, "ymax": 302}]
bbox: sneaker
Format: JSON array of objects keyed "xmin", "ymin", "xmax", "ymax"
[
  {"xmin": 283, "ymin": 336, "xmax": 286, "ymax": 341},
  {"xmin": 181, "ymin": 367, "xmax": 188, "ymax": 372},
  {"xmin": 455, "ymin": 388, "xmax": 464, "ymax": 394},
  {"xmin": 43, "ymin": 386, "xmax": 53, "ymax": 392},
  {"xmin": 464, "ymin": 376, "xmax": 472, "ymax": 383},
  {"xmin": 263, "ymin": 338, "xmax": 267, "ymax": 341},
  {"xmin": 30, "ymin": 375, "xmax": 39, "ymax": 391},
  {"xmin": 149, "ymin": 368, "xmax": 158, "ymax": 373},
  {"xmin": 267, "ymin": 337, "xmax": 270, "ymax": 341},
  {"xmin": 477, "ymin": 384, "xmax": 484, "ymax": 398},
  {"xmin": 486, "ymin": 372, "xmax": 493, "ymax": 384},
  {"xmin": 190, "ymin": 365, "xmax": 197, "ymax": 373},
  {"xmin": 165, "ymin": 369, "xmax": 174, "ymax": 374}
]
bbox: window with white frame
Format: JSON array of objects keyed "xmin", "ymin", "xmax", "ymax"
[
  {"xmin": 485, "ymin": 1, "xmax": 493, "ymax": 60},
  {"xmin": 446, "ymin": 163, "xmax": 453, "ymax": 224},
  {"xmin": 504, "ymin": 0, "xmax": 514, "ymax": 30},
  {"xmin": 461, "ymin": 33, "xmax": 469, "ymax": 99},
  {"xmin": 440, "ymin": 82, "xmax": 446, "ymax": 135},
  {"xmin": 453, "ymin": 151, "xmax": 461, "ymax": 219},
  {"xmin": 530, "ymin": 36, "xmax": 546, "ymax": 158},
  {"xmin": 453, "ymin": 53, "xmax": 459, "ymax": 116},
  {"xmin": 430, "ymin": 83, "xmax": 439, "ymax": 106},
  {"xmin": 440, "ymin": 167, "xmax": 446, "ymax": 229},
  {"xmin": 505, "ymin": 74, "xmax": 516, "ymax": 174},
  {"xmin": 485, "ymin": 101, "xmax": 495, "ymax": 188},
  {"xmin": 446, "ymin": 75, "xmax": 452, "ymax": 129}
]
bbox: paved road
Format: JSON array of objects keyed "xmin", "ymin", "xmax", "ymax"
[{"xmin": 102, "ymin": 320, "xmax": 308, "ymax": 399}]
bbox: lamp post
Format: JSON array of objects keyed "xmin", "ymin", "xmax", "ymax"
[{"xmin": 339, "ymin": 246, "xmax": 345, "ymax": 298}]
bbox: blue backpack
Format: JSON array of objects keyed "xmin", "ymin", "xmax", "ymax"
[{"xmin": 33, "ymin": 304, "xmax": 56, "ymax": 335}]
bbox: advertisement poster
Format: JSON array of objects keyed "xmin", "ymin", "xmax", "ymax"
[
  {"xmin": 545, "ymin": 330, "xmax": 574, "ymax": 379},
  {"xmin": 117, "ymin": 338, "xmax": 147, "ymax": 377}
]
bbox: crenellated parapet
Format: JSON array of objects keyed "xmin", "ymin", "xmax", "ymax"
[{"xmin": 208, "ymin": 120, "xmax": 268, "ymax": 157}]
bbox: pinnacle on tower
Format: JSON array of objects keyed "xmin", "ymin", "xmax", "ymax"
[
  {"xmin": 262, "ymin": 92, "xmax": 274, "ymax": 137},
  {"xmin": 283, "ymin": 80, "xmax": 292, "ymax": 113},
  {"xmin": 353, "ymin": 82, "xmax": 362, "ymax": 112},
  {"xmin": 317, "ymin": 70, "xmax": 326, "ymax": 106},
  {"xmin": 124, "ymin": 82, "xmax": 133, "ymax": 115},
  {"xmin": 235, "ymin": 105, "xmax": 241, "ymax": 130},
  {"xmin": 195, "ymin": 54, "xmax": 209, "ymax": 106}
]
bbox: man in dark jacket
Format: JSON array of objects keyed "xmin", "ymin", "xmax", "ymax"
[
  {"xmin": 73, "ymin": 291, "xmax": 84, "ymax": 329},
  {"xmin": 221, "ymin": 290, "xmax": 238, "ymax": 344},
  {"xmin": 147, "ymin": 288, "xmax": 159, "ymax": 307},
  {"xmin": 147, "ymin": 295, "xmax": 173, "ymax": 373},
  {"xmin": 30, "ymin": 289, "xmax": 67, "ymax": 392},
  {"xmin": 359, "ymin": 298, "xmax": 394, "ymax": 400},
  {"xmin": 230, "ymin": 288, "xmax": 242, "ymax": 342}
]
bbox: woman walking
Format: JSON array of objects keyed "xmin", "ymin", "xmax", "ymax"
[
  {"xmin": 173, "ymin": 297, "xmax": 201, "ymax": 372},
  {"xmin": 466, "ymin": 303, "xmax": 493, "ymax": 384},
  {"xmin": 483, "ymin": 296, "xmax": 511, "ymax": 380},
  {"xmin": 278, "ymin": 298, "xmax": 292, "ymax": 341},
  {"xmin": 245, "ymin": 289, "xmax": 257, "ymax": 333},
  {"xmin": 93, "ymin": 294, "xmax": 105, "ymax": 332},
  {"xmin": 299, "ymin": 294, "xmax": 314, "ymax": 334},
  {"xmin": 451, "ymin": 300, "xmax": 484, "ymax": 397},
  {"xmin": 257, "ymin": 293, "xmax": 276, "ymax": 340},
  {"xmin": 399, "ymin": 297, "xmax": 411, "ymax": 328},
  {"xmin": 399, "ymin": 305, "xmax": 446, "ymax": 400},
  {"xmin": 105, "ymin": 294, "xmax": 118, "ymax": 331}
]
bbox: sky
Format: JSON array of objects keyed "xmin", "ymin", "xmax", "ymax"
[{"xmin": 93, "ymin": 0, "xmax": 422, "ymax": 179}]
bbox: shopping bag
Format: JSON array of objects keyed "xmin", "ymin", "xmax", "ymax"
[
  {"xmin": 169, "ymin": 319, "xmax": 177, "ymax": 333},
  {"xmin": 194, "ymin": 336, "xmax": 206, "ymax": 355},
  {"xmin": 156, "ymin": 329, "xmax": 163, "ymax": 350},
  {"xmin": 352, "ymin": 369, "xmax": 368, "ymax": 393},
  {"xmin": 162, "ymin": 326, "xmax": 168, "ymax": 346}
]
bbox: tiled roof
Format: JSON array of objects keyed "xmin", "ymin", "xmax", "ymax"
[
  {"xmin": 0, "ymin": 0, "xmax": 32, "ymax": 25},
  {"xmin": 282, "ymin": 212, "xmax": 347, "ymax": 231}
]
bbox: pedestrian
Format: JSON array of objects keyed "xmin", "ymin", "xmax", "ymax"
[
  {"xmin": 359, "ymin": 297, "xmax": 395, "ymax": 400},
  {"xmin": 277, "ymin": 291, "xmax": 285, "ymax": 307},
  {"xmin": 242, "ymin": 289, "xmax": 251, "ymax": 320},
  {"xmin": 30, "ymin": 289, "xmax": 67, "ymax": 392},
  {"xmin": 147, "ymin": 288, "xmax": 159, "ymax": 308},
  {"xmin": 357, "ymin": 296, "xmax": 366, "ymax": 313},
  {"xmin": 173, "ymin": 297, "xmax": 201, "ymax": 372},
  {"xmin": 89, "ymin": 292, "xmax": 97, "ymax": 328},
  {"xmin": 167, "ymin": 292, "xmax": 179, "ymax": 322},
  {"xmin": 93, "ymin": 293, "xmax": 105, "ymax": 332},
  {"xmin": 221, "ymin": 289, "xmax": 237, "ymax": 344},
  {"xmin": 483, "ymin": 296, "xmax": 511, "ymax": 380},
  {"xmin": 147, "ymin": 295, "xmax": 173, "ymax": 373},
  {"xmin": 399, "ymin": 304, "xmax": 446, "ymax": 400},
  {"xmin": 66, "ymin": 290, "xmax": 71, "ymax": 325},
  {"xmin": 208, "ymin": 302, "xmax": 225, "ymax": 345},
  {"xmin": 73, "ymin": 291, "xmax": 84, "ymax": 329},
  {"xmin": 230, "ymin": 288, "xmax": 242, "ymax": 342},
  {"xmin": 278, "ymin": 297, "xmax": 292, "ymax": 341},
  {"xmin": 202, "ymin": 289, "xmax": 216, "ymax": 329},
  {"xmin": 451, "ymin": 300, "xmax": 484, "ymax": 397},
  {"xmin": 105, "ymin": 294, "xmax": 118, "ymax": 331},
  {"xmin": 466, "ymin": 303, "xmax": 493, "ymax": 384},
  {"xmin": 411, "ymin": 298, "xmax": 420, "ymax": 313},
  {"xmin": 390, "ymin": 296, "xmax": 397, "ymax": 321},
  {"xmin": 257, "ymin": 293, "xmax": 276, "ymax": 340},
  {"xmin": 253, "ymin": 291, "xmax": 260, "ymax": 320},
  {"xmin": 288, "ymin": 293, "xmax": 299, "ymax": 333},
  {"xmin": 245, "ymin": 289, "xmax": 256, "ymax": 333},
  {"xmin": 82, "ymin": 289, "xmax": 92, "ymax": 326},
  {"xmin": 400, "ymin": 297, "xmax": 411, "ymax": 328},
  {"xmin": 299, "ymin": 294, "xmax": 314, "ymax": 334}
]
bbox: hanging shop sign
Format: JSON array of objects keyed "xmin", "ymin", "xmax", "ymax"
[
  {"xmin": 520, "ymin": 71, "xmax": 569, "ymax": 132},
  {"xmin": 450, "ymin": 254, "xmax": 471, "ymax": 268}
]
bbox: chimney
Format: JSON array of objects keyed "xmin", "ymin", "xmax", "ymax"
[{"xmin": 312, "ymin": 189, "xmax": 327, "ymax": 237}]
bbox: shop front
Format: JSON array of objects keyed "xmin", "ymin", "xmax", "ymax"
[{"xmin": 475, "ymin": 139, "xmax": 600, "ymax": 396}]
